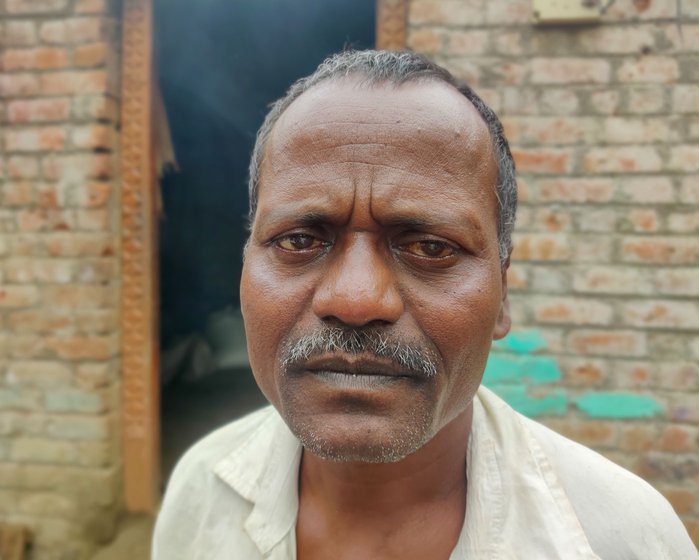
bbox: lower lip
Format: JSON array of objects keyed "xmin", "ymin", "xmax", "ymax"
[{"xmin": 310, "ymin": 370, "xmax": 406, "ymax": 390}]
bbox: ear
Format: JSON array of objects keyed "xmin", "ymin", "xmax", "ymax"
[{"xmin": 493, "ymin": 253, "xmax": 512, "ymax": 341}]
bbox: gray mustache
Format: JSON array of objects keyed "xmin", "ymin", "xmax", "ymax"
[{"xmin": 281, "ymin": 327, "xmax": 438, "ymax": 379}]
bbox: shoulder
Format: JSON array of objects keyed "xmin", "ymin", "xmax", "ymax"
[
  {"xmin": 152, "ymin": 406, "xmax": 278, "ymax": 558},
  {"xmin": 518, "ymin": 406, "xmax": 697, "ymax": 559}
]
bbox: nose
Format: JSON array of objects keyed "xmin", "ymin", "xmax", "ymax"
[{"xmin": 311, "ymin": 236, "xmax": 404, "ymax": 327}]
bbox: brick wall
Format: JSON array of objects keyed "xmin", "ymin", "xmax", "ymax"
[
  {"xmin": 0, "ymin": 0, "xmax": 122, "ymax": 557},
  {"xmin": 408, "ymin": 0, "xmax": 699, "ymax": 545}
]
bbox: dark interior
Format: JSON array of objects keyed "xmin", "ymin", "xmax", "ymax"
[{"xmin": 154, "ymin": 0, "xmax": 375, "ymax": 480}]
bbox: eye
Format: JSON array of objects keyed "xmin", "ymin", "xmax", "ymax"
[
  {"xmin": 398, "ymin": 239, "xmax": 457, "ymax": 259},
  {"xmin": 275, "ymin": 233, "xmax": 327, "ymax": 252}
]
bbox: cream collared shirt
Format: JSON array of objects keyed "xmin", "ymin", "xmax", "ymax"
[{"xmin": 153, "ymin": 386, "xmax": 697, "ymax": 559}]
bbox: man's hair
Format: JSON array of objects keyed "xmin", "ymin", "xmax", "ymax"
[{"xmin": 248, "ymin": 50, "xmax": 517, "ymax": 264}]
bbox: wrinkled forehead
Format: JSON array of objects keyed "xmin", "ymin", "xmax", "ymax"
[{"xmin": 263, "ymin": 77, "xmax": 495, "ymax": 174}]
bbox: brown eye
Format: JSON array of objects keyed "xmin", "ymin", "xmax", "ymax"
[
  {"xmin": 276, "ymin": 233, "xmax": 324, "ymax": 251},
  {"xmin": 402, "ymin": 240, "xmax": 455, "ymax": 259}
]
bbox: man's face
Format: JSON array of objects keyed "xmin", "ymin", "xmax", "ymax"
[{"xmin": 241, "ymin": 79, "xmax": 511, "ymax": 463}]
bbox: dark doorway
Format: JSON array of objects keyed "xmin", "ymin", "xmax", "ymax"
[{"xmin": 154, "ymin": 0, "xmax": 376, "ymax": 479}]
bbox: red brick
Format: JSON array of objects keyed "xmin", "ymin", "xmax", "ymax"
[
  {"xmin": 622, "ymin": 236, "xmax": 699, "ymax": 265},
  {"xmin": 560, "ymin": 358, "xmax": 606, "ymax": 387},
  {"xmin": 614, "ymin": 361, "xmax": 654, "ymax": 389},
  {"xmin": 626, "ymin": 86, "xmax": 666, "ymax": 114},
  {"xmin": 654, "ymin": 269, "xmax": 699, "ymax": 297},
  {"xmin": 534, "ymin": 297, "xmax": 613, "ymax": 326},
  {"xmin": 70, "ymin": 124, "xmax": 113, "ymax": 150},
  {"xmin": 659, "ymin": 362, "xmax": 699, "ymax": 391},
  {"xmin": 618, "ymin": 177, "xmax": 675, "ymax": 203},
  {"xmin": 76, "ymin": 209, "xmax": 109, "ymax": 231},
  {"xmin": 538, "ymin": 178, "xmax": 613, "ymax": 203},
  {"xmin": 6, "ymin": 0, "xmax": 69, "ymax": 14},
  {"xmin": 583, "ymin": 146, "xmax": 662, "ymax": 173},
  {"xmin": 532, "ymin": 208, "xmax": 572, "ymax": 232},
  {"xmin": 506, "ymin": 264, "xmax": 528, "ymax": 290},
  {"xmin": 669, "ymin": 145, "xmax": 699, "ymax": 172},
  {"xmin": 74, "ymin": 182, "xmax": 112, "ymax": 208},
  {"xmin": 17, "ymin": 209, "xmax": 73, "ymax": 232},
  {"xmin": 573, "ymin": 265, "xmax": 652, "ymax": 295},
  {"xmin": 4, "ymin": 259, "xmax": 74, "ymax": 283},
  {"xmin": 567, "ymin": 330, "xmax": 647, "ymax": 357},
  {"xmin": 624, "ymin": 208, "xmax": 660, "ymax": 232},
  {"xmin": 44, "ymin": 285, "xmax": 114, "ymax": 309},
  {"xmin": 673, "ymin": 85, "xmax": 699, "ymax": 114},
  {"xmin": 545, "ymin": 419, "xmax": 618, "ymax": 448},
  {"xmin": 72, "ymin": 42, "xmax": 108, "ymax": 67},
  {"xmin": 45, "ymin": 335, "xmax": 117, "ymax": 360},
  {"xmin": 7, "ymin": 156, "xmax": 39, "ymax": 179},
  {"xmin": 39, "ymin": 71, "xmax": 107, "ymax": 96},
  {"xmin": 606, "ymin": 0, "xmax": 677, "ymax": 19},
  {"xmin": 617, "ymin": 56, "xmax": 679, "ymax": 83},
  {"xmin": 42, "ymin": 153, "xmax": 112, "ymax": 181},
  {"xmin": 660, "ymin": 425, "xmax": 696, "ymax": 453},
  {"xmin": 1, "ymin": 183, "xmax": 35, "ymax": 207},
  {"xmin": 75, "ymin": 0, "xmax": 108, "ymax": 13},
  {"xmin": 8, "ymin": 310, "xmax": 72, "ymax": 334},
  {"xmin": 7, "ymin": 98, "xmax": 71, "ymax": 123},
  {"xmin": 409, "ymin": 1, "xmax": 486, "ymax": 26},
  {"xmin": 0, "ymin": 73, "xmax": 40, "ymax": 98},
  {"xmin": 43, "ymin": 232, "xmax": 114, "ymax": 258},
  {"xmin": 619, "ymin": 425, "xmax": 658, "ymax": 452},
  {"xmin": 530, "ymin": 58, "xmax": 610, "ymax": 84},
  {"xmin": 502, "ymin": 117, "xmax": 593, "ymax": 145},
  {"xmin": 511, "ymin": 148, "xmax": 572, "ymax": 173},
  {"xmin": 39, "ymin": 18, "xmax": 102, "ymax": 44},
  {"xmin": 494, "ymin": 31, "xmax": 524, "ymax": 56},
  {"xmin": 71, "ymin": 95, "xmax": 118, "ymax": 121},
  {"xmin": 2, "ymin": 21, "xmax": 38, "ymax": 46},
  {"xmin": 511, "ymin": 233, "xmax": 570, "ymax": 261},
  {"xmin": 623, "ymin": 300, "xmax": 699, "ymax": 330},
  {"xmin": 0, "ymin": 286, "xmax": 39, "ymax": 308},
  {"xmin": 2, "ymin": 47, "xmax": 69, "ymax": 71},
  {"xmin": 5, "ymin": 127, "xmax": 66, "ymax": 152}
]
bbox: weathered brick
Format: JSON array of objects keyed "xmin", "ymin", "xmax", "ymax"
[
  {"xmin": 444, "ymin": 29, "xmax": 489, "ymax": 55},
  {"xmin": 617, "ymin": 56, "xmax": 679, "ymax": 83},
  {"xmin": 622, "ymin": 236, "xmax": 699, "ymax": 265},
  {"xmin": 623, "ymin": 300, "xmax": 699, "ymax": 330},
  {"xmin": 530, "ymin": 58, "xmax": 610, "ymax": 84},
  {"xmin": 42, "ymin": 153, "xmax": 112, "ymax": 181},
  {"xmin": 618, "ymin": 176, "xmax": 675, "ymax": 203},
  {"xmin": 579, "ymin": 24, "xmax": 655, "ymax": 54},
  {"xmin": 602, "ymin": 117, "xmax": 673, "ymax": 143},
  {"xmin": 39, "ymin": 18, "xmax": 102, "ymax": 44},
  {"xmin": 46, "ymin": 414, "xmax": 111, "ymax": 441},
  {"xmin": 407, "ymin": 28, "xmax": 443, "ymax": 53},
  {"xmin": 75, "ymin": 208, "xmax": 110, "ymax": 231},
  {"xmin": 576, "ymin": 208, "xmax": 617, "ymax": 233},
  {"xmin": 567, "ymin": 330, "xmax": 647, "ymax": 357},
  {"xmin": 668, "ymin": 211, "xmax": 699, "ymax": 233},
  {"xmin": 44, "ymin": 284, "xmax": 115, "ymax": 309},
  {"xmin": 673, "ymin": 85, "xmax": 699, "ymax": 113},
  {"xmin": 660, "ymin": 487, "xmax": 695, "ymax": 515},
  {"xmin": 654, "ymin": 269, "xmax": 699, "ymax": 297},
  {"xmin": 544, "ymin": 419, "xmax": 619, "ymax": 448},
  {"xmin": 7, "ymin": 98, "xmax": 71, "ymax": 123},
  {"xmin": 0, "ymin": 73, "xmax": 40, "ymax": 98},
  {"xmin": 614, "ymin": 360, "xmax": 654, "ymax": 389},
  {"xmin": 44, "ymin": 388, "xmax": 105, "ymax": 413},
  {"xmin": 71, "ymin": 94, "xmax": 118, "ymax": 121},
  {"xmin": 573, "ymin": 265, "xmax": 653, "ymax": 295},
  {"xmin": 538, "ymin": 178, "xmax": 614, "ymax": 203},
  {"xmin": 2, "ymin": 21, "xmax": 38, "ymax": 46},
  {"xmin": 409, "ymin": 0, "xmax": 486, "ymax": 26},
  {"xmin": 669, "ymin": 145, "xmax": 699, "ymax": 172},
  {"xmin": 43, "ymin": 232, "xmax": 114, "ymax": 258},
  {"xmin": 658, "ymin": 362, "xmax": 699, "ymax": 391},
  {"xmin": 16, "ymin": 209, "xmax": 74, "ymax": 232},
  {"xmin": 485, "ymin": 0, "xmax": 530, "ymax": 24},
  {"xmin": 680, "ymin": 177, "xmax": 699, "ymax": 203},
  {"xmin": 533, "ymin": 297, "xmax": 613, "ymax": 326},
  {"xmin": 18, "ymin": 492, "xmax": 77, "ymax": 517},
  {"xmin": 75, "ymin": 0, "xmax": 109, "ymax": 14},
  {"xmin": 502, "ymin": 116, "xmax": 593, "ymax": 145},
  {"xmin": 2, "ymin": 47, "xmax": 69, "ymax": 71},
  {"xmin": 70, "ymin": 124, "xmax": 113, "ymax": 150},
  {"xmin": 6, "ymin": 0, "xmax": 70, "ymax": 14},
  {"xmin": 587, "ymin": 89, "xmax": 620, "ymax": 115},
  {"xmin": 10, "ymin": 438, "xmax": 77, "ymax": 464},
  {"xmin": 6, "ymin": 361, "xmax": 72, "ymax": 387},
  {"xmin": 670, "ymin": 394, "xmax": 699, "ymax": 425},
  {"xmin": 72, "ymin": 41, "xmax": 108, "ymax": 67},
  {"xmin": 0, "ymin": 387, "xmax": 40, "ymax": 411},
  {"xmin": 74, "ymin": 362, "xmax": 116, "ymax": 390},
  {"xmin": 494, "ymin": 30, "xmax": 524, "ymax": 56},
  {"xmin": 583, "ymin": 146, "xmax": 662, "ymax": 173},
  {"xmin": 44, "ymin": 334, "xmax": 118, "ymax": 360},
  {"xmin": 659, "ymin": 425, "xmax": 698, "ymax": 453},
  {"xmin": 511, "ymin": 233, "xmax": 569, "ymax": 261},
  {"xmin": 559, "ymin": 357, "xmax": 606, "ymax": 387},
  {"xmin": 626, "ymin": 86, "xmax": 666, "ymax": 114},
  {"xmin": 622, "ymin": 208, "xmax": 660, "ymax": 232},
  {"xmin": 0, "ymin": 286, "xmax": 39, "ymax": 308},
  {"xmin": 1, "ymin": 183, "xmax": 35, "ymax": 207},
  {"xmin": 619, "ymin": 425, "xmax": 659, "ymax": 452},
  {"xmin": 511, "ymin": 148, "xmax": 573, "ymax": 173},
  {"xmin": 5, "ymin": 127, "xmax": 67, "ymax": 152},
  {"xmin": 573, "ymin": 235, "xmax": 613, "ymax": 263},
  {"xmin": 539, "ymin": 88, "xmax": 579, "ymax": 115},
  {"xmin": 39, "ymin": 70, "xmax": 108, "ymax": 96}
]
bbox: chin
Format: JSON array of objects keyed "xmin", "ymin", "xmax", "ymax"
[{"xmin": 284, "ymin": 409, "xmax": 435, "ymax": 464}]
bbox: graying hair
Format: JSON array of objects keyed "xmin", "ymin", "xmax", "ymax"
[
  {"xmin": 248, "ymin": 50, "xmax": 517, "ymax": 264},
  {"xmin": 281, "ymin": 327, "xmax": 438, "ymax": 379}
]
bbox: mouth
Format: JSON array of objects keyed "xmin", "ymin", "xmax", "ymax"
[{"xmin": 290, "ymin": 355, "xmax": 426, "ymax": 388}]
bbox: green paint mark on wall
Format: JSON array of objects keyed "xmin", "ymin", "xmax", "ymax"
[
  {"xmin": 492, "ymin": 330, "xmax": 548, "ymax": 355},
  {"xmin": 490, "ymin": 385, "xmax": 568, "ymax": 417},
  {"xmin": 573, "ymin": 393, "xmax": 664, "ymax": 419},
  {"xmin": 483, "ymin": 354, "xmax": 561, "ymax": 386}
]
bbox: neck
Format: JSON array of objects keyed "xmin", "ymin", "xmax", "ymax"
[{"xmin": 298, "ymin": 404, "xmax": 472, "ymax": 516}]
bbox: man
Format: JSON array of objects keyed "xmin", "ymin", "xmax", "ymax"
[{"xmin": 153, "ymin": 50, "xmax": 697, "ymax": 559}]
